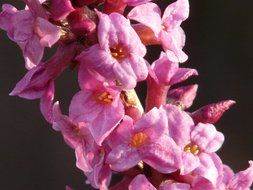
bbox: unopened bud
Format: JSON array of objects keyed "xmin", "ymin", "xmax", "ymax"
[{"xmin": 191, "ymin": 100, "xmax": 236, "ymax": 124}]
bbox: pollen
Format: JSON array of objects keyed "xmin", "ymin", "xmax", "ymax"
[
  {"xmin": 184, "ymin": 143, "xmax": 200, "ymax": 155},
  {"xmin": 130, "ymin": 132, "xmax": 148, "ymax": 149},
  {"xmin": 110, "ymin": 44, "xmax": 128, "ymax": 60},
  {"xmin": 96, "ymin": 92, "xmax": 113, "ymax": 104}
]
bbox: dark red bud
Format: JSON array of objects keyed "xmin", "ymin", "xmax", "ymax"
[{"xmin": 191, "ymin": 100, "xmax": 236, "ymax": 124}]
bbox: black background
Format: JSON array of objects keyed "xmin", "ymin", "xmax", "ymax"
[{"xmin": 0, "ymin": 0, "xmax": 252, "ymax": 189}]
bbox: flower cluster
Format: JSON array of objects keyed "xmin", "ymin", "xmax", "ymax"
[{"xmin": 1, "ymin": 0, "xmax": 252, "ymax": 190}]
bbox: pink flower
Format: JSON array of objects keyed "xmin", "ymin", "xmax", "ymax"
[
  {"xmin": 0, "ymin": 2, "xmax": 60, "ymax": 69},
  {"xmin": 76, "ymin": 11, "xmax": 148, "ymax": 89},
  {"xmin": 128, "ymin": 0, "xmax": 189, "ymax": 63},
  {"xmin": 69, "ymin": 72, "xmax": 125, "ymax": 145},
  {"xmin": 52, "ymin": 102, "xmax": 112, "ymax": 189},
  {"xmin": 161, "ymin": 104, "xmax": 224, "ymax": 185},
  {"xmin": 9, "ymin": 44, "xmax": 77, "ymax": 123},
  {"xmin": 129, "ymin": 175, "xmax": 156, "ymax": 190},
  {"xmin": 106, "ymin": 109, "xmax": 182, "ymax": 173}
]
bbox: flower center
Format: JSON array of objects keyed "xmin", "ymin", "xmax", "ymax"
[
  {"xmin": 110, "ymin": 44, "xmax": 128, "ymax": 60},
  {"xmin": 96, "ymin": 92, "xmax": 113, "ymax": 104},
  {"xmin": 130, "ymin": 132, "xmax": 148, "ymax": 149},
  {"xmin": 184, "ymin": 143, "xmax": 200, "ymax": 155}
]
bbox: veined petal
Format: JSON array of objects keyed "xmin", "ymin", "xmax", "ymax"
[
  {"xmin": 170, "ymin": 68, "xmax": 198, "ymax": 86},
  {"xmin": 128, "ymin": 3, "xmax": 162, "ymax": 37},
  {"xmin": 191, "ymin": 123, "xmax": 224, "ymax": 153},
  {"xmin": 140, "ymin": 135, "xmax": 182, "ymax": 174},
  {"xmin": 106, "ymin": 144, "xmax": 141, "ymax": 172}
]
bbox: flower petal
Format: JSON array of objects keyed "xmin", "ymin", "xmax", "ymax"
[{"xmin": 129, "ymin": 175, "xmax": 156, "ymax": 190}]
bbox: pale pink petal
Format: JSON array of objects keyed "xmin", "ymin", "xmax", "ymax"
[
  {"xmin": 128, "ymin": 3, "xmax": 162, "ymax": 37},
  {"xmin": 228, "ymin": 161, "xmax": 253, "ymax": 190},
  {"xmin": 140, "ymin": 135, "xmax": 182, "ymax": 174},
  {"xmin": 191, "ymin": 123, "xmax": 224, "ymax": 153},
  {"xmin": 170, "ymin": 68, "xmax": 198, "ymax": 86},
  {"xmin": 151, "ymin": 52, "xmax": 179, "ymax": 85},
  {"xmin": 22, "ymin": 35, "xmax": 44, "ymax": 69},
  {"xmin": 128, "ymin": 54, "xmax": 148, "ymax": 82},
  {"xmin": 106, "ymin": 144, "xmax": 141, "ymax": 172},
  {"xmin": 97, "ymin": 11, "xmax": 146, "ymax": 56},
  {"xmin": 160, "ymin": 30, "xmax": 188, "ymax": 63},
  {"xmin": 162, "ymin": 0, "xmax": 189, "ymax": 29},
  {"xmin": 34, "ymin": 17, "xmax": 61, "ymax": 47},
  {"xmin": 193, "ymin": 153, "xmax": 219, "ymax": 185},
  {"xmin": 76, "ymin": 44, "xmax": 116, "ymax": 82},
  {"xmin": 162, "ymin": 104, "xmax": 194, "ymax": 147},
  {"xmin": 180, "ymin": 151, "xmax": 200, "ymax": 175},
  {"xmin": 129, "ymin": 175, "xmax": 156, "ymax": 190},
  {"xmin": 75, "ymin": 145, "xmax": 94, "ymax": 173}
]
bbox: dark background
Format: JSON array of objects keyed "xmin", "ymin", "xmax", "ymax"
[{"xmin": 0, "ymin": 0, "xmax": 252, "ymax": 189}]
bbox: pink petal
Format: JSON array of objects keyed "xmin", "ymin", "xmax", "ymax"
[
  {"xmin": 162, "ymin": 0, "xmax": 189, "ymax": 29},
  {"xmin": 193, "ymin": 153, "xmax": 220, "ymax": 185},
  {"xmin": 76, "ymin": 44, "xmax": 117, "ymax": 82},
  {"xmin": 0, "ymin": 4, "xmax": 17, "ymax": 31},
  {"xmin": 49, "ymin": 0, "xmax": 74, "ymax": 20},
  {"xmin": 22, "ymin": 35, "xmax": 44, "ymax": 69},
  {"xmin": 228, "ymin": 161, "xmax": 253, "ymax": 190},
  {"xmin": 151, "ymin": 52, "xmax": 179, "ymax": 85},
  {"xmin": 162, "ymin": 104, "xmax": 194, "ymax": 147},
  {"xmin": 180, "ymin": 151, "xmax": 200, "ymax": 175},
  {"xmin": 128, "ymin": 175, "xmax": 156, "ymax": 190},
  {"xmin": 159, "ymin": 30, "xmax": 188, "ymax": 63},
  {"xmin": 127, "ymin": 3, "xmax": 162, "ymax": 37},
  {"xmin": 191, "ymin": 123, "xmax": 224, "ymax": 153},
  {"xmin": 69, "ymin": 89, "xmax": 124, "ymax": 145},
  {"xmin": 139, "ymin": 135, "xmax": 182, "ymax": 174},
  {"xmin": 40, "ymin": 81, "xmax": 54, "ymax": 123},
  {"xmin": 34, "ymin": 17, "xmax": 61, "ymax": 47},
  {"xmin": 170, "ymin": 68, "xmax": 198, "ymax": 86},
  {"xmin": 106, "ymin": 144, "xmax": 141, "ymax": 172}
]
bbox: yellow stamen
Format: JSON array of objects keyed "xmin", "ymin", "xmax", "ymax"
[
  {"xmin": 96, "ymin": 92, "xmax": 113, "ymax": 104},
  {"xmin": 130, "ymin": 132, "xmax": 148, "ymax": 149},
  {"xmin": 110, "ymin": 44, "xmax": 128, "ymax": 60},
  {"xmin": 184, "ymin": 143, "xmax": 200, "ymax": 155}
]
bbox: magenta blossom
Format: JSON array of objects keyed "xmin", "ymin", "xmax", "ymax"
[
  {"xmin": 0, "ymin": 1, "xmax": 60, "ymax": 69},
  {"xmin": 52, "ymin": 102, "xmax": 112, "ymax": 189},
  {"xmin": 128, "ymin": 0, "xmax": 189, "ymax": 63},
  {"xmin": 161, "ymin": 104, "xmax": 224, "ymax": 185},
  {"xmin": 69, "ymin": 73, "xmax": 125, "ymax": 145},
  {"xmin": 106, "ymin": 109, "xmax": 182, "ymax": 174},
  {"xmin": 10, "ymin": 44, "xmax": 78, "ymax": 123},
  {"xmin": 76, "ymin": 11, "xmax": 148, "ymax": 89}
]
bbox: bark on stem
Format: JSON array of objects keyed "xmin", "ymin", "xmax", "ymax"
[{"xmin": 145, "ymin": 76, "xmax": 169, "ymax": 112}]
